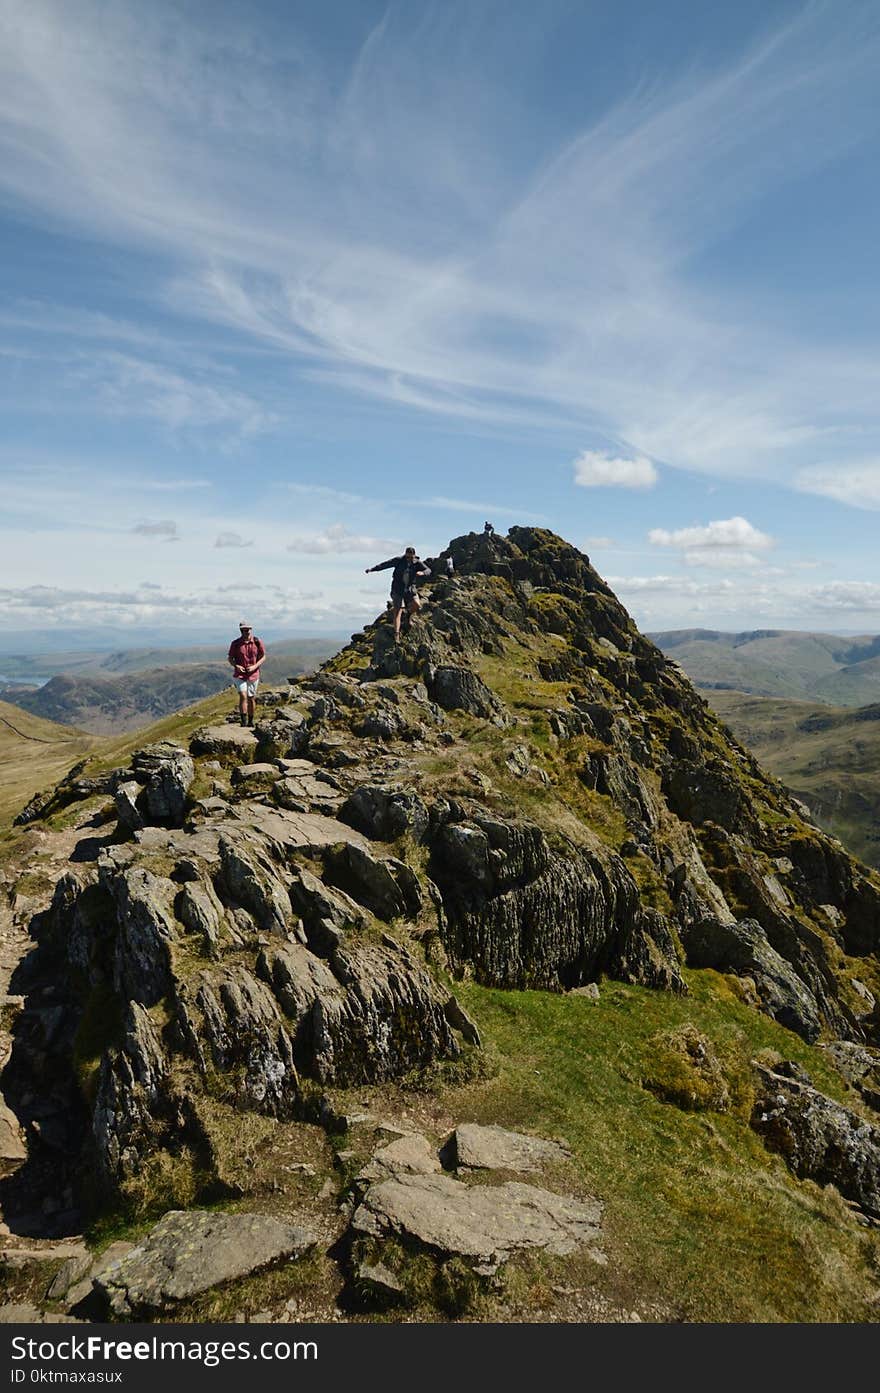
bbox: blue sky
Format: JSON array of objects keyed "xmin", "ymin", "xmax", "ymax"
[{"xmin": 2, "ymin": 0, "xmax": 880, "ymax": 644}]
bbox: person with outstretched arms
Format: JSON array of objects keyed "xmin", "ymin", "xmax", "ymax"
[{"xmin": 365, "ymin": 546, "xmax": 431, "ymax": 642}]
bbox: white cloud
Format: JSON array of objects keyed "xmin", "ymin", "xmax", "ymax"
[
  {"xmin": 584, "ymin": 535, "xmax": 615, "ymax": 549},
  {"xmin": 131, "ymin": 519, "xmax": 178, "ymax": 540},
  {"xmin": 648, "ymin": 516, "xmax": 773, "ymax": 568},
  {"xmin": 287, "ymin": 523, "xmax": 396, "ymax": 555},
  {"xmin": 806, "ymin": 581, "xmax": 880, "ymax": 612},
  {"xmin": 214, "ymin": 531, "xmax": 253, "ymax": 549},
  {"xmin": 0, "ymin": 580, "xmax": 364, "ymax": 631},
  {"xmin": 795, "ymin": 462, "xmax": 880, "ymax": 510},
  {"xmin": 608, "ymin": 574, "xmax": 738, "ymax": 597},
  {"xmin": 573, "ymin": 451, "xmax": 657, "ymax": 490}
]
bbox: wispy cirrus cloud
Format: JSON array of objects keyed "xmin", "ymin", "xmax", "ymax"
[
  {"xmin": 795, "ymin": 461, "xmax": 880, "ymax": 511},
  {"xmin": 1, "ymin": 1, "xmax": 879, "ymax": 486}
]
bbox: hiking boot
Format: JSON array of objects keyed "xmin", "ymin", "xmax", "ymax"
[{"xmin": 240, "ymin": 715, "xmax": 247, "ymax": 727}]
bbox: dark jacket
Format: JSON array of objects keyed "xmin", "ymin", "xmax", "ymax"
[{"xmin": 369, "ymin": 555, "xmax": 431, "ymax": 593}]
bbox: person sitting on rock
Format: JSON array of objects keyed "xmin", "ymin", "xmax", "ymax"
[
  {"xmin": 365, "ymin": 547, "xmax": 431, "ymax": 642},
  {"xmin": 227, "ymin": 622, "xmax": 265, "ymax": 727}
]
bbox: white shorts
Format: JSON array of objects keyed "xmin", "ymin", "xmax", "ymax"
[{"xmin": 233, "ymin": 678, "xmax": 259, "ymax": 697}]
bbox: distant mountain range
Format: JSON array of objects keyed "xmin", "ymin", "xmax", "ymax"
[
  {"xmin": 0, "ymin": 638, "xmax": 339, "ymax": 734},
  {"xmin": 704, "ymin": 689, "xmax": 880, "ymax": 871},
  {"xmin": 651, "ymin": 628, "xmax": 880, "ymax": 706}
]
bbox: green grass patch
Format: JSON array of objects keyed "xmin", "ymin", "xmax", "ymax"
[{"xmin": 432, "ymin": 972, "xmax": 879, "ymax": 1322}]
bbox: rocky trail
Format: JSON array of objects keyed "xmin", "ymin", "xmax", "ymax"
[{"xmin": 2, "ymin": 526, "xmax": 880, "ymax": 1323}]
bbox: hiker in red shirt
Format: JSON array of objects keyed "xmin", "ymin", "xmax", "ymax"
[{"xmin": 227, "ymin": 622, "xmax": 266, "ymax": 728}]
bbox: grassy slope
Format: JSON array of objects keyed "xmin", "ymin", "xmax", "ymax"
[
  {"xmin": 705, "ymin": 689, "xmax": 880, "ymax": 869},
  {"xmin": 0, "ymin": 699, "xmax": 103, "ymax": 826}
]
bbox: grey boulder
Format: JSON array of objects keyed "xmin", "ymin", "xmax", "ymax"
[
  {"xmin": 751, "ymin": 1063, "xmax": 880, "ymax": 1217},
  {"xmin": 352, "ymin": 1172, "xmax": 603, "ymax": 1275},
  {"xmin": 96, "ymin": 1210, "xmax": 317, "ymax": 1316},
  {"xmin": 450, "ymin": 1123, "xmax": 570, "ymax": 1173}
]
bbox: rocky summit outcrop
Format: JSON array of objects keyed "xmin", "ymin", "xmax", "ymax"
[{"xmin": 3, "ymin": 523, "xmax": 880, "ymax": 1304}]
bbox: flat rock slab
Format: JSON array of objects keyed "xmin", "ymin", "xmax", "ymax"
[
  {"xmin": 357, "ymin": 1133, "xmax": 442, "ymax": 1185},
  {"xmin": 227, "ymin": 805, "xmax": 369, "ymax": 855},
  {"xmin": 96, "ymin": 1210, "xmax": 317, "ymax": 1315},
  {"xmin": 231, "ymin": 763, "xmax": 282, "ymax": 786},
  {"xmin": 190, "ymin": 726, "xmax": 257, "ymax": 756},
  {"xmin": 352, "ymin": 1173, "xmax": 603, "ymax": 1272},
  {"xmin": 451, "ymin": 1123, "xmax": 571, "ymax": 1173}
]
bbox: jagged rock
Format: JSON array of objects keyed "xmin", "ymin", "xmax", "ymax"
[
  {"xmin": 322, "ymin": 843, "xmax": 408, "ymax": 921},
  {"xmin": 288, "ymin": 866, "xmax": 366, "ymax": 952},
  {"xmin": 823, "ymin": 1041, "xmax": 880, "ymax": 1110},
  {"xmin": 96, "ymin": 1210, "xmax": 317, "ymax": 1316},
  {"xmin": 179, "ymin": 965, "xmax": 298, "ymax": 1114},
  {"xmin": 751, "ymin": 1063, "xmax": 880, "ymax": 1217},
  {"xmin": 428, "ymin": 666, "xmax": 506, "ymax": 722},
  {"xmin": 218, "ymin": 835, "xmax": 291, "ymax": 935},
  {"xmin": 430, "ymin": 810, "xmax": 682, "ymax": 993},
  {"xmin": 450, "ymin": 1124, "xmax": 570, "ymax": 1173},
  {"xmin": 104, "ymin": 865, "xmax": 179, "ymax": 1006},
  {"xmin": 62, "ymin": 1242, "xmax": 135, "ymax": 1311},
  {"xmin": 339, "ymin": 785, "xmax": 429, "ymax": 843},
  {"xmin": 351, "ymin": 1172, "xmax": 603, "ymax": 1275},
  {"xmin": 0, "ymin": 1095, "xmax": 27, "ymax": 1175},
  {"xmin": 131, "ymin": 743, "xmax": 194, "ymax": 826},
  {"xmin": 93, "ymin": 1003, "xmax": 167, "ymax": 1185},
  {"xmin": 582, "ymin": 751, "xmax": 658, "ymax": 828},
  {"xmin": 505, "ymin": 745, "xmax": 531, "ymax": 777},
  {"xmin": 14, "ymin": 760, "xmax": 115, "ymax": 826},
  {"xmin": 680, "ymin": 918, "xmax": 821, "ymax": 1042},
  {"xmin": 662, "ymin": 760, "xmax": 753, "ymax": 833},
  {"xmin": 443, "ymin": 994, "xmax": 481, "ymax": 1046},
  {"xmin": 175, "ymin": 879, "xmax": 225, "ymax": 953},
  {"xmin": 257, "ymin": 939, "xmax": 459, "ymax": 1084},
  {"xmin": 356, "ymin": 706, "xmax": 408, "ymax": 741},
  {"xmin": 255, "ymin": 719, "xmax": 307, "ymax": 761},
  {"xmin": 114, "ymin": 780, "xmax": 144, "ymax": 832}
]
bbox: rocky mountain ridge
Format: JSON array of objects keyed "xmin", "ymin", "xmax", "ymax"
[{"xmin": 2, "ymin": 525, "xmax": 880, "ymax": 1323}]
